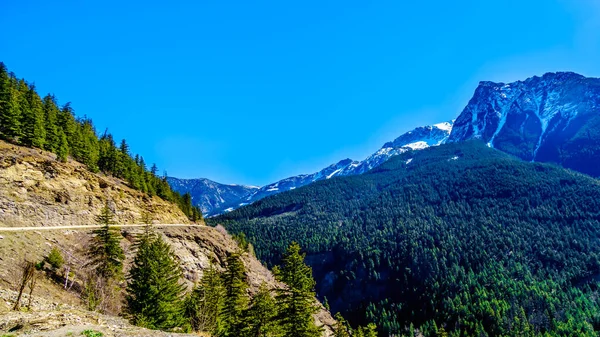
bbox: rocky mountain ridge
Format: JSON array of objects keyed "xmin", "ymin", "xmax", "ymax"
[
  {"xmin": 448, "ymin": 71, "xmax": 600, "ymax": 176},
  {"xmin": 172, "ymin": 121, "xmax": 453, "ymax": 216}
]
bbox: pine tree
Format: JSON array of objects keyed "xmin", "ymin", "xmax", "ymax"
[
  {"xmin": 275, "ymin": 242, "xmax": 322, "ymax": 337},
  {"xmin": 184, "ymin": 266, "xmax": 225, "ymax": 333},
  {"xmin": 15, "ymin": 79, "xmax": 30, "ymax": 145},
  {"xmin": 87, "ymin": 203, "xmax": 124, "ymax": 280},
  {"xmin": 21, "ymin": 84, "xmax": 46, "ymax": 148},
  {"xmin": 219, "ymin": 252, "xmax": 248, "ymax": 337},
  {"xmin": 56, "ymin": 130, "xmax": 69, "ymax": 162},
  {"xmin": 241, "ymin": 282, "xmax": 280, "ymax": 337},
  {"xmin": 126, "ymin": 224, "xmax": 187, "ymax": 331},
  {"xmin": 354, "ymin": 324, "xmax": 377, "ymax": 337},
  {"xmin": 42, "ymin": 94, "xmax": 60, "ymax": 152},
  {"xmin": 0, "ymin": 66, "xmax": 21, "ymax": 141},
  {"xmin": 333, "ymin": 313, "xmax": 351, "ymax": 337}
]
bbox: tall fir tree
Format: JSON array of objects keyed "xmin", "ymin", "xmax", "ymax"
[
  {"xmin": 42, "ymin": 94, "xmax": 60, "ymax": 152},
  {"xmin": 21, "ymin": 84, "xmax": 46, "ymax": 148},
  {"xmin": 77, "ymin": 119, "xmax": 100, "ymax": 171},
  {"xmin": 126, "ymin": 224, "xmax": 187, "ymax": 331},
  {"xmin": 219, "ymin": 252, "xmax": 248, "ymax": 337},
  {"xmin": 184, "ymin": 266, "xmax": 225, "ymax": 333},
  {"xmin": 87, "ymin": 203, "xmax": 125, "ymax": 280},
  {"xmin": 241, "ymin": 282, "xmax": 281, "ymax": 337},
  {"xmin": 275, "ymin": 242, "xmax": 322, "ymax": 337},
  {"xmin": 333, "ymin": 313, "xmax": 352, "ymax": 337},
  {"xmin": 56, "ymin": 130, "xmax": 69, "ymax": 162},
  {"xmin": 0, "ymin": 66, "xmax": 21, "ymax": 141}
]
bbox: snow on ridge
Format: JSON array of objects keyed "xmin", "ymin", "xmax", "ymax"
[
  {"xmin": 433, "ymin": 121, "xmax": 453, "ymax": 132},
  {"xmin": 404, "ymin": 141, "xmax": 430, "ymax": 150},
  {"xmin": 326, "ymin": 168, "xmax": 343, "ymax": 179}
]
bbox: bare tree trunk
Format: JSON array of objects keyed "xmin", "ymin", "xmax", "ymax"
[
  {"xmin": 27, "ymin": 270, "xmax": 38, "ymax": 310},
  {"xmin": 13, "ymin": 260, "xmax": 35, "ymax": 311},
  {"xmin": 64, "ymin": 264, "xmax": 70, "ymax": 289}
]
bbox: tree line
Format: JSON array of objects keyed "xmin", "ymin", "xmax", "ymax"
[{"xmin": 0, "ymin": 62, "xmax": 201, "ymax": 221}]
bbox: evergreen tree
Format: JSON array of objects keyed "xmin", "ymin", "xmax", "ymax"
[
  {"xmin": 21, "ymin": 84, "xmax": 46, "ymax": 148},
  {"xmin": 241, "ymin": 282, "xmax": 280, "ymax": 337},
  {"xmin": 275, "ymin": 242, "xmax": 322, "ymax": 337},
  {"xmin": 355, "ymin": 324, "xmax": 378, "ymax": 337},
  {"xmin": 219, "ymin": 252, "xmax": 248, "ymax": 337},
  {"xmin": 56, "ymin": 130, "xmax": 69, "ymax": 162},
  {"xmin": 15, "ymin": 79, "xmax": 30, "ymax": 144},
  {"xmin": 0, "ymin": 66, "xmax": 21, "ymax": 141},
  {"xmin": 184, "ymin": 266, "xmax": 225, "ymax": 333},
  {"xmin": 333, "ymin": 313, "xmax": 351, "ymax": 337},
  {"xmin": 126, "ymin": 224, "xmax": 187, "ymax": 331},
  {"xmin": 57, "ymin": 102, "xmax": 78, "ymax": 147},
  {"xmin": 42, "ymin": 94, "xmax": 60, "ymax": 152},
  {"xmin": 87, "ymin": 203, "xmax": 124, "ymax": 280},
  {"xmin": 77, "ymin": 119, "xmax": 100, "ymax": 171}
]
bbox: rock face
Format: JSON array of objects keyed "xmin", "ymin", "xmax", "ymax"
[
  {"xmin": 0, "ymin": 140, "xmax": 190, "ymax": 227},
  {"xmin": 448, "ymin": 72, "xmax": 600, "ymax": 176},
  {"xmin": 172, "ymin": 121, "xmax": 453, "ymax": 216}
]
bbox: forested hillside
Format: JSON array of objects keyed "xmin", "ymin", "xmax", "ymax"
[
  {"xmin": 0, "ymin": 62, "xmax": 201, "ymax": 220},
  {"xmin": 213, "ymin": 141, "xmax": 600, "ymax": 336}
]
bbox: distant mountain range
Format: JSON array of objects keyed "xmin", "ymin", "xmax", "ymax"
[
  {"xmin": 170, "ymin": 71, "xmax": 600, "ymax": 216},
  {"xmin": 166, "ymin": 177, "xmax": 259, "ymax": 216},
  {"xmin": 168, "ymin": 121, "xmax": 453, "ymax": 216}
]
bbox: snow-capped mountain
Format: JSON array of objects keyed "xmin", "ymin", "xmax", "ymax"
[
  {"xmin": 448, "ymin": 72, "xmax": 600, "ymax": 176},
  {"xmin": 166, "ymin": 177, "xmax": 259, "ymax": 216},
  {"xmin": 168, "ymin": 122, "xmax": 452, "ymax": 216},
  {"xmin": 237, "ymin": 122, "xmax": 453, "ymax": 210}
]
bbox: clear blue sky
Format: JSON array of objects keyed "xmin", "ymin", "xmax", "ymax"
[{"xmin": 1, "ymin": 0, "xmax": 599, "ymax": 186}]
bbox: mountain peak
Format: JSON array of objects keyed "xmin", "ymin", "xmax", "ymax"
[{"xmin": 450, "ymin": 72, "xmax": 600, "ymax": 173}]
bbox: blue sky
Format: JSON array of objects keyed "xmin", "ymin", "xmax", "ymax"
[{"xmin": 1, "ymin": 0, "xmax": 599, "ymax": 186}]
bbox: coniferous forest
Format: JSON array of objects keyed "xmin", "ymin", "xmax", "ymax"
[
  {"xmin": 0, "ymin": 62, "xmax": 202, "ymax": 221},
  {"xmin": 214, "ymin": 142, "xmax": 600, "ymax": 336}
]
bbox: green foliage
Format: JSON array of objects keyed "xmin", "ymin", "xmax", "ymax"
[
  {"xmin": 0, "ymin": 62, "xmax": 202, "ymax": 220},
  {"xmin": 46, "ymin": 247, "xmax": 64, "ymax": 271},
  {"xmin": 232, "ymin": 232, "xmax": 250, "ymax": 252},
  {"xmin": 125, "ymin": 225, "xmax": 187, "ymax": 331},
  {"xmin": 81, "ymin": 330, "xmax": 103, "ymax": 337},
  {"xmin": 333, "ymin": 313, "xmax": 352, "ymax": 337},
  {"xmin": 0, "ymin": 64, "xmax": 21, "ymax": 140},
  {"xmin": 355, "ymin": 324, "xmax": 378, "ymax": 337},
  {"xmin": 214, "ymin": 142, "xmax": 600, "ymax": 336},
  {"xmin": 56, "ymin": 130, "xmax": 69, "ymax": 162},
  {"xmin": 184, "ymin": 266, "xmax": 225, "ymax": 333},
  {"xmin": 219, "ymin": 252, "xmax": 248, "ymax": 337},
  {"xmin": 240, "ymin": 282, "xmax": 281, "ymax": 337},
  {"xmin": 87, "ymin": 204, "xmax": 124, "ymax": 280},
  {"xmin": 275, "ymin": 242, "xmax": 322, "ymax": 337}
]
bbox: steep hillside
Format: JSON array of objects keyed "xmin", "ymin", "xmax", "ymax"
[
  {"xmin": 449, "ymin": 72, "xmax": 600, "ymax": 176},
  {"xmin": 0, "ymin": 226, "xmax": 335, "ymax": 336},
  {"xmin": 0, "ymin": 140, "xmax": 335, "ymax": 336},
  {"xmin": 167, "ymin": 177, "xmax": 258, "ymax": 216},
  {"xmin": 213, "ymin": 142, "xmax": 600, "ymax": 336},
  {"xmin": 0, "ymin": 140, "xmax": 190, "ymax": 227}
]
